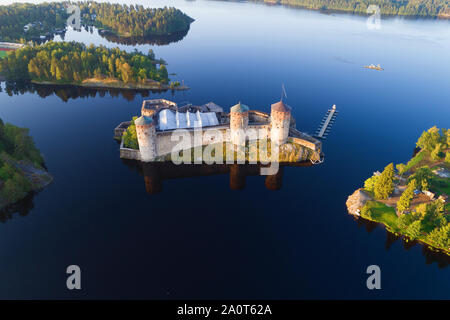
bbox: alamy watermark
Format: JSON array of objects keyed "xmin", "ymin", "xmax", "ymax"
[
  {"xmin": 66, "ymin": 5, "xmax": 81, "ymax": 31},
  {"xmin": 168, "ymin": 127, "xmax": 281, "ymax": 176},
  {"xmin": 66, "ymin": 265, "xmax": 81, "ymax": 290},
  {"xmin": 366, "ymin": 265, "xmax": 381, "ymax": 290}
]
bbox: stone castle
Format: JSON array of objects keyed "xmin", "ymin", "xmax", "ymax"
[{"xmin": 115, "ymin": 98, "xmax": 322, "ymax": 162}]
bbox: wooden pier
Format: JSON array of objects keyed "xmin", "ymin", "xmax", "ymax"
[{"xmin": 315, "ymin": 105, "xmax": 338, "ymax": 139}]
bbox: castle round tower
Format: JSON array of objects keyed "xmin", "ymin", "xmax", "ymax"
[
  {"xmin": 135, "ymin": 116, "xmax": 157, "ymax": 162},
  {"xmin": 230, "ymin": 102, "xmax": 249, "ymax": 146},
  {"xmin": 270, "ymin": 101, "xmax": 291, "ymax": 144}
]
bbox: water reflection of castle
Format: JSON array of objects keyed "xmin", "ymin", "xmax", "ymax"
[{"xmin": 122, "ymin": 160, "xmax": 314, "ymax": 194}]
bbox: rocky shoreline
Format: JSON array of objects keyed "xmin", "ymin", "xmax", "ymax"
[
  {"xmin": 32, "ymin": 79, "xmax": 189, "ymax": 91},
  {"xmin": 346, "ymin": 188, "xmax": 373, "ymax": 216}
]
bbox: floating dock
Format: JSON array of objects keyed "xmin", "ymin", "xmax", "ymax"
[{"xmin": 315, "ymin": 105, "xmax": 338, "ymax": 139}]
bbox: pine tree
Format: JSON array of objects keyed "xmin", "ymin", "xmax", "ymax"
[
  {"xmin": 396, "ymin": 163, "xmax": 406, "ymax": 175},
  {"xmin": 364, "ymin": 174, "xmax": 380, "ymax": 193},
  {"xmin": 397, "ymin": 179, "xmax": 416, "ymax": 214},
  {"xmin": 405, "ymin": 220, "xmax": 422, "ymax": 239},
  {"xmin": 431, "ymin": 143, "xmax": 443, "ymax": 160},
  {"xmin": 374, "ymin": 163, "xmax": 395, "ymax": 199},
  {"xmin": 416, "ymin": 126, "xmax": 441, "ymax": 152}
]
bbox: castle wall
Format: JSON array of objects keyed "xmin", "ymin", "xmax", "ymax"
[
  {"xmin": 119, "ymin": 140, "xmax": 141, "ymax": 160},
  {"xmin": 248, "ymin": 110, "xmax": 270, "ymax": 124},
  {"xmin": 155, "ymin": 127, "xmax": 230, "ymax": 156},
  {"xmin": 121, "ymin": 123, "xmax": 320, "ymax": 162},
  {"xmin": 153, "ymin": 124, "xmax": 271, "ymax": 157},
  {"xmin": 288, "ymin": 137, "xmax": 321, "ymax": 153}
]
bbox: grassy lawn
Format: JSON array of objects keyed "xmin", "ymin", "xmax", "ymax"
[
  {"xmin": 0, "ymin": 50, "xmax": 8, "ymax": 59},
  {"xmin": 361, "ymin": 201, "xmax": 399, "ymax": 231},
  {"xmin": 404, "ymin": 150, "xmax": 426, "ymax": 172},
  {"xmin": 430, "ymin": 175, "xmax": 450, "ymax": 195}
]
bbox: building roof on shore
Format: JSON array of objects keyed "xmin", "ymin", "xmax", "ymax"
[
  {"xmin": 158, "ymin": 109, "xmax": 219, "ymax": 130},
  {"xmin": 203, "ymin": 102, "xmax": 223, "ymax": 113},
  {"xmin": 230, "ymin": 102, "xmax": 249, "ymax": 113},
  {"xmin": 142, "ymin": 99, "xmax": 178, "ymax": 110},
  {"xmin": 134, "ymin": 116, "xmax": 153, "ymax": 125},
  {"xmin": 271, "ymin": 100, "xmax": 291, "ymax": 113}
]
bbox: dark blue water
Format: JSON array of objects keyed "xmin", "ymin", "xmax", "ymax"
[{"xmin": 0, "ymin": 0, "xmax": 449, "ymax": 299}]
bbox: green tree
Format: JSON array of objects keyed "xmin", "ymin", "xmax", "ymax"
[
  {"xmin": 416, "ymin": 126, "xmax": 441, "ymax": 152},
  {"xmin": 120, "ymin": 62, "xmax": 133, "ymax": 83},
  {"xmin": 417, "ymin": 201, "xmax": 446, "ymax": 231},
  {"xmin": 122, "ymin": 117, "xmax": 139, "ymax": 149},
  {"xmin": 1, "ymin": 178, "xmax": 25, "ymax": 203},
  {"xmin": 364, "ymin": 174, "xmax": 380, "ymax": 192},
  {"xmin": 374, "ymin": 163, "xmax": 395, "ymax": 200},
  {"xmin": 405, "ymin": 220, "xmax": 422, "ymax": 239},
  {"xmin": 397, "ymin": 179, "xmax": 416, "ymax": 214},
  {"xmin": 427, "ymin": 224, "xmax": 450, "ymax": 248},
  {"xmin": 396, "ymin": 163, "xmax": 406, "ymax": 175},
  {"xmin": 431, "ymin": 143, "xmax": 444, "ymax": 160},
  {"xmin": 397, "ymin": 212, "xmax": 421, "ymax": 230},
  {"xmin": 411, "ymin": 166, "xmax": 432, "ymax": 191}
]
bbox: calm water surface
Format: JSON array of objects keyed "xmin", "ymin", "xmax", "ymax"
[{"xmin": 0, "ymin": 0, "xmax": 450, "ymax": 299}]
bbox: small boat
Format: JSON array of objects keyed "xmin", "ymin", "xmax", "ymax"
[{"xmin": 364, "ymin": 64, "xmax": 384, "ymax": 71}]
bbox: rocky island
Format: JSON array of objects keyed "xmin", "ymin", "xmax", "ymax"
[
  {"xmin": 0, "ymin": 118, "xmax": 52, "ymax": 211},
  {"xmin": 347, "ymin": 127, "xmax": 450, "ymax": 254}
]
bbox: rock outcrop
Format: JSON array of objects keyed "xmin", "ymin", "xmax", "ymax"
[{"xmin": 346, "ymin": 188, "xmax": 373, "ymax": 216}]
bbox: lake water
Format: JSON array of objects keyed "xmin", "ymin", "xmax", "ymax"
[{"xmin": 0, "ymin": 0, "xmax": 449, "ymax": 299}]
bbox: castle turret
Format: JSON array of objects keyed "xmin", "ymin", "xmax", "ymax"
[
  {"xmin": 270, "ymin": 101, "xmax": 291, "ymax": 144},
  {"xmin": 230, "ymin": 102, "xmax": 249, "ymax": 146},
  {"xmin": 135, "ymin": 116, "xmax": 157, "ymax": 162}
]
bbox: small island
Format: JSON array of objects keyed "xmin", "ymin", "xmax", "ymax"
[
  {"xmin": 347, "ymin": 127, "xmax": 450, "ymax": 254},
  {"xmin": 79, "ymin": 2, "xmax": 194, "ymax": 40},
  {"xmin": 0, "ymin": 41, "xmax": 185, "ymax": 91},
  {"xmin": 0, "ymin": 118, "xmax": 52, "ymax": 211},
  {"xmin": 0, "ymin": 2, "xmax": 194, "ymax": 43}
]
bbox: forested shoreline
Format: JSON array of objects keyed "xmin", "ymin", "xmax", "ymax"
[{"xmin": 246, "ymin": 0, "xmax": 450, "ymax": 18}]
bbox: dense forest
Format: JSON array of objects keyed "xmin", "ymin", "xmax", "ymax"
[
  {"xmin": 78, "ymin": 2, "xmax": 194, "ymax": 37},
  {"xmin": 0, "ymin": 2, "xmax": 194, "ymax": 42},
  {"xmin": 0, "ymin": 41, "xmax": 169, "ymax": 86},
  {"xmin": 0, "ymin": 118, "xmax": 50, "ymax": 208},
  {"xmin": 249, "ymin": 0, "xmax": 450, "ymax": 17},
  {"xmin": 0, "ymin": 2, "xmax": 67, "ymax": 42}
]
